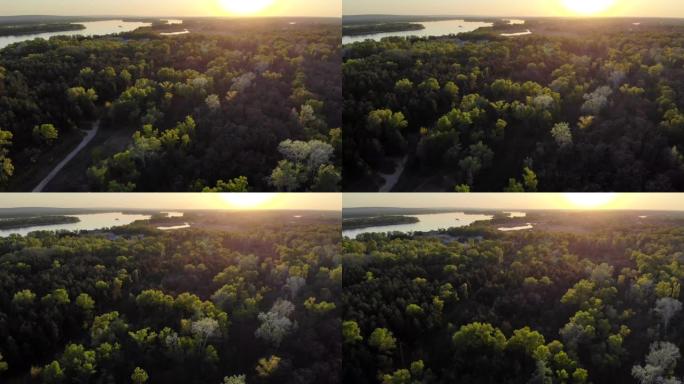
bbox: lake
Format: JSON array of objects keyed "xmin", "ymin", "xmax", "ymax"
[
  {"xmin": 161, "ymin": 211, "xmax": 184, "ymax": 218},
  {"xmin": 499, "ymin": 224, "xmax": 534, "ymax": 231},
  {"xmin": 0, "ymin": 212, "xmax": 151, "ymax": 237},
  {"xmin": 342, "ymin": 212, "xmax": 494, "ymax": 238},
  {"xmin": 0, "ymin": 20, "xmax": 152, "ymax": 49},
  {"xmin": 343, "ymin": 19, "xmax": 494, "ymax": 44},
  {"xmin": 157, "ymin": 223, "xmax": 191, "ymax": 231}
]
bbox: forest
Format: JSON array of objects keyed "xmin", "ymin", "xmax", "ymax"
[
  {"xmin": 342, "ymin": 211, "xmax": 684, "ymax": 383},
  {"xmin": 342, "ymin": 216, "xmax": 419, "ymax": 230},
  {"xmin": 343, "ymin": 19, "xmax": 684, "ymax": 191},
  {"xmin": 0, "ymin": 18, "xmax": 341, "ymax": 191},
  {"xmin": 0, "ymin": 210, "xmax": 341, "ymax": 383},
  {"xmin": 343, "ymin": 24, "xmax": 425, "ymax": 37}
]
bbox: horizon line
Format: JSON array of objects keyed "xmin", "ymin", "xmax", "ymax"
[
  {"xmin": 344, "ymin": 206, "xmax": 684, "ymax": 212},
  {"xmin": 342, "ymin": 13, "xmax": 684, "ymax": 19},
  {"xmin": 0, "ymin": 14, "xmax": 342, "ymax": 19}
]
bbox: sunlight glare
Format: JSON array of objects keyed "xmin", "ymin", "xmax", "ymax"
[
  {"xmin": 219, "ymin": 0, "xmax": 275, "ymax": 15},
  {"xmin": 562, "ymin": 0, "xmax": 616, "ymax": 15},
  {"xmin": 220, "ymin": 193, "xmax": 277, "ymax": 209},
  {"xmin": 562, "ymin": 193, "xmax": 617, "ymax": 209}
]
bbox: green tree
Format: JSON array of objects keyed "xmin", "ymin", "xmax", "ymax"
[
  {"xmin": 42, "ymin": 361, "xmax": 63, "ymax": 383},
  {"xmin": 343, "ymin": 321, "xmax": 363, "ymax": 344},
  {"xmin": 369, "ymin": 328, "xmax": 397, "ymax": 352},
  {"xmin": 33, "ymin": 124, "xmax": 59, "ymax": 146},
  {"xmin": 131, "ymin": 367, "xmax": 149, "ymax": 384},
  {"xmin": 75, "ymin": 293, "xmax": 95, "ymax": 312},
  {"xmin": 0, "ymin": 129, "xmax": 14, "ymax": 187},
  {"xmin": 203, "ymin": 176, "xmax": 249, "ymax": 192}
]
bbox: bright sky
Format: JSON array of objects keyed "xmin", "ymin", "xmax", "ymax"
[
  {"xmin": 1, "ymin": 0, "xmax": 341, "ymax": 17},
  {"xmin": 344, "ymin": 0, "xmax": 684, "ymax": 17},
  {"xmin": 0, "ymin": 193, "xmax": 341, "ymax": 211},
  {"xmin": 344, "ymin": 193, "xmax": 684, "ymax": 211}
]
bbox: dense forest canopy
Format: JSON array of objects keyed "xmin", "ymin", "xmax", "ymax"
[
  {"xmin": 343, "ymin": 211, "xmax": 684, "ymax": 383},
  {"xmin": 0, "ymin": 18, "xmax": 341, "ymax": 192},
  {"xmin": 0, "ymin": 210, "xmax": 341, "ymax": 383},
  {"xmin": 343, "ymin": 19, "xmax": 684, "ymax": 191}
]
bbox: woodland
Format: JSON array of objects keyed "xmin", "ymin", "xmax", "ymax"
[
  {"xmin": 0, "ymin": 19, "xmax": 341, "ymax": 191},
  {"xmin": 343, "ymin": 211, "xmax": 684, "ymax": 383},
  {"xmin": 0, "ymin": 211, "xmax": 342, "ymax": 383},
  {"xmin": 343, "ymin": 20, "xmax": 684, "ymax": 191}
]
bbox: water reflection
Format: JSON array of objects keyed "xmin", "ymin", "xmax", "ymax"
[
  {"xmin": 342, "ymin": 212, "xmax": 493, "ymax": 238},
  {"xmin": 343, "ymin": 19, "xmax": 494, "ymax": 44},
  {"xmin": 0, "ymin": 212, "xmax": 151, "ymax": 237},
  {"xmin": 0, "ymin": 20, "xmax": 152, "ymax": 49}
]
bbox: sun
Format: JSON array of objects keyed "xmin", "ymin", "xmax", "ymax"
[
  {"xmin": 219, "ymin": 0, "xmax": 275, "ymax": 15},
  {"xmin": 220, "ymin": 193, "xmax": 277, "ymax": 209},
  {"xmin": 563, "ymin": 193, "xmax": 617, "ymax": 209},
  {"xmin": 562, "ymin": 0, "xmax": 616, "ymax": 15}
]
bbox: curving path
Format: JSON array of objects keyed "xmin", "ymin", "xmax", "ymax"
[
  {"xmin": 32, "ymin": 121, "xmax": 100, "ymax": 192},
  {"xmin": 378, "ymin": 156, "xmax": 407, "ymax": 192}
]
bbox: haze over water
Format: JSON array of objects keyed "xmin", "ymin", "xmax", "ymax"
[
  {"xmin": 343, "ymin": 19, "xmax": 493, "ymax": 44},
  {"xmin": 0, "ymin": 20, "xmax": 152, "ymax": 49}
]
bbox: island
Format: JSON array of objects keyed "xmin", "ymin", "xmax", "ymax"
[
  {"xmin": 343, "ymin": 22, "xmax": 425, "ymax": 36},
  {"xmin": 343, "ymin": 215, "xmax": 419, "ymax": 229},
  {"xmin": 0, "ymin": 23, "xmax": 86, "ymax": 37},
  {"xmin": 0, "ymin": 215, "xmax": 80, "ymax": 229}
]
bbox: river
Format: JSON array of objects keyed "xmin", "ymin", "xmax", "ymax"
[
  {"xmin": 0, "ymin": 212, "xmax": 152, "ymax": 237},
  {"xmin": 0, "ymin": 20, "xmax": 153, "ymax": 49},
  {"xmin": 343, "ymin": 211, "xmax": 534, "ymax": 238},
  {"xmin": 343, "ymin": 19, "xmax": 494, "ymax": 44}
]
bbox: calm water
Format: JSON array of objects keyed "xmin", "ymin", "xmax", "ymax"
[
  {"xmin": 157, "ymin": 223, "xmax": 191, "ymax": 231},
  {"xmin": 0, "ymin": 20, "xmax": 152, "ymax": 49},
  {"xmin": 161, "ymin": 211, "xmax": 184, "ymax": 218},
  {"xmin": 343, "ymin": 19, "xmax": 494, "ymax": 44},
  {"xmin": 160, "ymin": 30, "xmax": 190, "ymax": 36},
  {"xmin": 501, "ymin": 29, "xmax": 532, "ymax": 37},
  {"xmin": 342, "ymin": 212, "xmax": 494, "ymax": 238},
  {"xmin": 499, "ymin": 224, "xmax": 534, "ymax": 231},
  {"xmin": 0, "ymin": 212, "xmax": 151, "ymax": 237}
]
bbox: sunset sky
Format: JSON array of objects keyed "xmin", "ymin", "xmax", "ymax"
[
  {"xmin": 344, "ymin": 0, "xmax": 683, "ymax": 17},
  {"xmin": 1, "ymin": 0, "xmax": 341, "ymax": 17},
  {"xmin": 344, "ymin": 193, "xmax": 684, "ymax": 211},
  {"xmin": 0, "ymin": 194, "xmax": 341, "ymax": 211}
]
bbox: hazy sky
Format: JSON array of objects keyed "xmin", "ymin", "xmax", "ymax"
[
  {"xmin": 0, "ymin": 193, "xmax": 341, "ymax": 211},
  {"xmin": 0, "ymin": 0, "xmax": 341, "ymax": 17},
  {"xmin": 344, "ymin": 193, "xmax": 684, "ymax": 211},
  {"xmin": 344, "ymin": 0, "xmax": 684, "ymax": 18}
]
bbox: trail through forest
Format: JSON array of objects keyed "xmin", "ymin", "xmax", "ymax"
[
  {"xmin": 32, "ymin": 121, "xmax": 99, "ymax": 192},
  {"xmin": 379, "ymin": 156, "xmax": 407, "ymax": 192}
]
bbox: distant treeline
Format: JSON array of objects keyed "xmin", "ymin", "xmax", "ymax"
[
  {"xmin": 342, "ymin": 215, "xmax": 419, "ymax": 229},
  {"xmin": 0, "ymin": 23, "xmax": 85, "ymax": 37},
  {"xmin": 0, "ymin": 215, "xmax": 79, "ymax": 229},
  {"xmin": 343, "ymin": 23, "xmax": 424, "ymax": 36}
]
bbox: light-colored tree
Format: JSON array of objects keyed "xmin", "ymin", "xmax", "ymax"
[
  {"xmin": 551, "ymin": 122, "xmax": 573, "ymax": 148},
  {"xmin": 632, "ymin": 341, "xmax": 682, "ymax": 384},
  {"xmin": 581, "ymin": 86, "xmax": 612, "ymax": 115},
  {"xmin": 255, "ymin": 300, "xmax": 297, "ymax": 346},
  {"xmin": 205, "ymin": 94, "xmax": 221, "ymax": 111},
  {"xmin": 285, "ymin": 276, "xmax": 306, "ymax": 299},
  {"xmin": 655, "ymin": 297, "xmax": 682, "ymax": 331},
  {"xmin": 222, "ymin": 374, "xmax": 246, "ymax": 384},
  {"xmin": 191, "ymin": 317, "xmax": 220, "ymax": 348}
]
